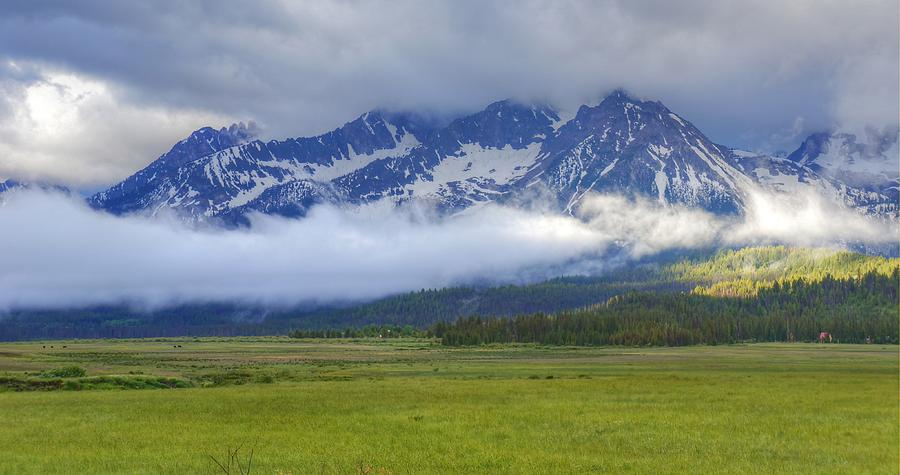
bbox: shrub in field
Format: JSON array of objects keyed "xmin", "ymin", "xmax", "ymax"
[
  {"xmin": 199, "ymin": 371, "xmax": 254, "ymax": 387},
  {"xmin": 0, "ymin": 375, "xmax": 191, "ymax": 392},
  {"xmin": 41, "ymin": 366, "xmax": 87, "ymax": 378},
  {"xmin": 0, "ymin": 377, "xmax": 63, "ymax": 391},
  {"xmin": 83, "ymin": 376, "xmax": 191, "ymax": 390}
]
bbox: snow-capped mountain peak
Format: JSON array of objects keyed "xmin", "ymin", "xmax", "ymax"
[{"xmin": 88, "ymin": 92, "xmax": 899, "ymax": 225}]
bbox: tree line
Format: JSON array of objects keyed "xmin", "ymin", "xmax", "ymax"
[{"xmin": 288, "ymin": 324, "xmax": 423, "ymax": 339}]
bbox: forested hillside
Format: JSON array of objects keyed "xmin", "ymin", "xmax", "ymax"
[
  {"xmin": 673, "ymin": 246, "xmax": 899, "ymax": 297},
  {"xmin": 666, "ymin": 246, "xmax": 897, "ymax": 283},
  {"xmin": 434, "ymin": 270, "xmax": 899, "ymax": 346}
]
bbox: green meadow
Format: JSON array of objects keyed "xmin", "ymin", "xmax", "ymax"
[{"xmin": 0, "ymin": 338, "xmax": 896, "ymax": 474}]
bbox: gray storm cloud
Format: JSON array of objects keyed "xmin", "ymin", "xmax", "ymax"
[
  {"xmin": 0, "ymin": 189, "xmax": 893, "ymax": 310},
  {"xmin": 0, "ymin": 0, "xmax": 897, "ymax": 186}
]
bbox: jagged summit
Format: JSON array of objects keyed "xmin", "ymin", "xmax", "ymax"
[
  {"xmin": 88, "ymin": 92, "xmax": 899, "ymax": 225},
  {"xmin": 161, "ymin": 121, "xmax": 258, "ymax": 168}
]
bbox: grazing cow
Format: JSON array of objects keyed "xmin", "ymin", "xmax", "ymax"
[{"xmin": 818, "ymin": 332, "xmax": 832, "ymax": 343}]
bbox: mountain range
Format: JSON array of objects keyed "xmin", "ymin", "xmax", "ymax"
[{"xmin": 27, "ymin": 91, "xmax": 900, "ymax": 225}]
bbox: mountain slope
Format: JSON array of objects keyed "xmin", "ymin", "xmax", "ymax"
[
  {"xmin": 90, "ymin": 113, "xmax": 431, "ymax": 221},
  {"xmin": 521, "ymin": 91, "xmax": 754, "ymax": 214},
  {"xmin": 332, "ymin": 99, "xmax": 559, "ymax": 211},
  {"xmin": 783, "ymin": 129, "xmax": 899, "ymax": 218},
  {"xmin": 90, "ymin": 123, "xmax": 258, "ymax": 216}
]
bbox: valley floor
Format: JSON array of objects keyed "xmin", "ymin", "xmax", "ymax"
[{"xmin": 0, "ymin": 339, "xmax": 896, "ymax": 473}]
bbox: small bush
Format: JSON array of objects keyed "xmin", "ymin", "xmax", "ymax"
[
  {"xmin": 0, "ymin": 375, "xmax": 191, "ymax": 392},
  {"xmin": 41, "ymin": 366, "xmax": 87, "ymax": 378},
  {"xmin": 198, "ymin": 371, "xmax": 253, "ymax": 387},
  {"xmin": 0, "ymin": 377, "xmax": 62, "ymax": 392}
]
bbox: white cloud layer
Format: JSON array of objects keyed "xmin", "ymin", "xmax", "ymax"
[
  {"xmin": 0, "ymin": 189, "xmax": 893, "ymax": 310},
  {"xmin": 0, "ymin": 0, "xmax": 897, "ymax": 186}
]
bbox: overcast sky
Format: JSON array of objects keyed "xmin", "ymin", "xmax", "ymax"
[{"xmin": 1, "ymin": 0, "xmax": 897, "ymax": 187}]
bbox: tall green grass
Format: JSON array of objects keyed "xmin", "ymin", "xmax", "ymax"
[{"xmin": 0, "ymin": 340, "xmax": 895, "ymax": 473}]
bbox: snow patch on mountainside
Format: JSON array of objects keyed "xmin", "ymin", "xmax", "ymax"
[
  {"xmin": 654, "ymin": 170, "xmax": 668, "ymax": 204},
  {"xmin": 312, "ymin": 130, "xmax": 422, "ymax": 182},
  {"xmin": 409, "ymin": 142, "xmax": 542, "ymax": 196},
  {"xmin": 814, "ymin": 135, "xmax": 898, "ymax": 181},
  {"xmin": 788, "ymin": 129, "xmax": 899, "ymax": 187}
]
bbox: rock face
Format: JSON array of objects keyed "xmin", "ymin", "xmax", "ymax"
[
  {"xmin": 89, "ymin": 91, "xmax": 899, "ymax": 225},
  {"xmin": 781, "ymin": 129, "xmax": 899, "ymax": 218}
]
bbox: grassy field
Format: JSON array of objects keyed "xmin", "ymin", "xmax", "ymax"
[{"xmin": 0, "ymin": 338, "xmax": 896, "ymax": 474}]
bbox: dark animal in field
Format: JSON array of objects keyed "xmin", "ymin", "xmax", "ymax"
[{"xmin": 818, "ymin": 332, "xmax": 832, "ymax": 343}]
